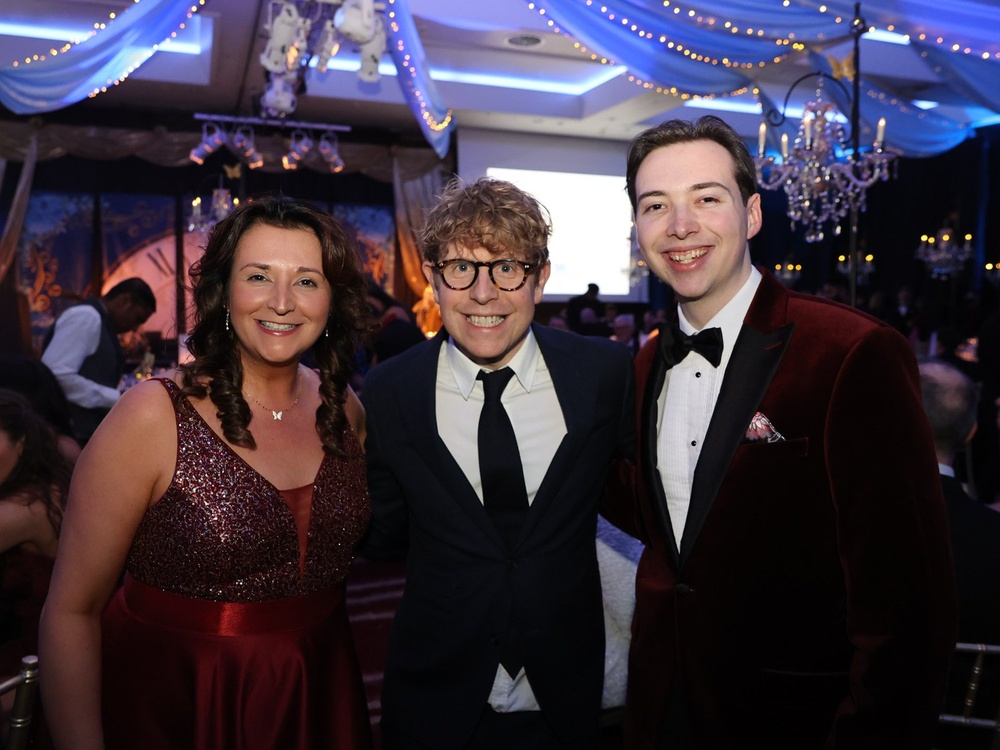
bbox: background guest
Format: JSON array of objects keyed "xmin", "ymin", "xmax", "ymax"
[
  {"xmin": 566, "ymin": 282, "xmax": 603, "ymax": 333},
  {"xmin": 0, "ymin": 389, "xmax": 69, "ymax": 676},
  {"xmin": 920, "ymin": 359, "xmax": 1000, "ymax": 749},
  {"xmin": 0, "ymin": 354, "xmax": 81, "ymax": 463},
  {"xmin": 41, "ymin": 278, "xmax": 156, "ymax": 445}
]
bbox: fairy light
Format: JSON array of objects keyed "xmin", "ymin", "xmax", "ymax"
[
  {"xmin": 4, "ymin": 0, "xmax": 206, "ymax": 85},
  {"xmin": 526, "ymin": 0, "xmax": 801, "ymax": 83},
  {"xmin": 385, "ymin": 0, "xmax": 453, "ymax": 133}
]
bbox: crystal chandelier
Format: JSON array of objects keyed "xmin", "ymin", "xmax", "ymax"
[
  {"xmin": 916, "ymin": 228, "xmax": 973, "ymax": 280},
  {"xmin": 187, "ymin": 181, "xmax": 237, "ymax": 242},
  {"xmin": 755, "ymin": 76, "xmax": 896, "ymax": 243}
]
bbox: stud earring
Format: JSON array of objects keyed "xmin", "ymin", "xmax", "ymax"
[
  {"xmin": 324, "ymin": 324, "xmax": 330, "ymax": 338},
  {"xmin": 225, "ymin": 311, "xmax": 230, "ymax": 332}
]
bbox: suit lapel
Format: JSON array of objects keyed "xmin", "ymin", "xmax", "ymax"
[
  {"xmin": 640, "ymin": 330, "xmax": 683, "ymax": 567},
  {"xmin": 399, "ymin": 331, "xmax": 505, "ymax": 546},
  {"xmin": 513, "ymin": 324, "xmax": 593, "ymax": 547},
  {"xmin": 678, "ymin": 272, "xmax": 795, "ymax": 567}
]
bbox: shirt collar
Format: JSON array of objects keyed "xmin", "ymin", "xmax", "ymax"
[
  {"xmin": 678, "ymin": 266, "xmax": 761, "ymax": 367},
  {"xmin": 445, "ymin": 327, "xmax": 540, "ymax": 400}
]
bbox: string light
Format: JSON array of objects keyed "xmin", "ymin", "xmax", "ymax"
[{"xmin": 4, "ymin": 0, "xmax": 207, "ymax": 94}]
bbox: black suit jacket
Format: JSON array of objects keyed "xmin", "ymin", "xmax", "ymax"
[
  {"xmin": 362, "ymin": 323, "xmax": 635, "ymax": 749},
  {"xmin": 937, "ymin": 474, "xmax": 1000, "ymax": 748},
  {"xmin": 940, "ymin": 474, "xmax": 1000, "ymax": 644}
]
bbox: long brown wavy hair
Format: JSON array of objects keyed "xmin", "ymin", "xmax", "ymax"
[
  {"xmin": 0, "ymin": 389, "xmax": 70, "ymax": 537},
  {"xmin": 181, "ymin": 195, "xmax": 368, "ymax": 455}
]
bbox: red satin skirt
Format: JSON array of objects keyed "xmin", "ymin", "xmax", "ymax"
[{"xmin": 102, "ymin": 575, "xmax": 372, "ymax": 750}]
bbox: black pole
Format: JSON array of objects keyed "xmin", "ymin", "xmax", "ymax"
[{"xmin": 848, "ymin": 2, "xmax": 863, "ymax": 309}]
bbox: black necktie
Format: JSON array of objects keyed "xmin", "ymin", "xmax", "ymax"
[
  {"xmin": 477, "ymin": 368, "xmax": 529, "ymax": 548},
  {"xmin": 477, "ymin": 367, "xmax": 527, "ymax": 677},
  {"xmin": 659, "ymin": 324, "xmax": 724, "ymax": 368}
]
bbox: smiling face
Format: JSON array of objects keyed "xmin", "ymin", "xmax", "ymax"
[
  {"xmin": 227, "ymin": 224, "xmax": 332, "ymax": 368},
  {"xmin": 423, "ymin": 245, "xmax": 550, "ymax": 369},
  {"xmin": 634, "ymin": 139, "xmax": 762, "ymax": 328}
]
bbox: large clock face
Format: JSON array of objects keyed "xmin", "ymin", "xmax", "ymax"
[{"xmin": 102, "ymin": 231, "xmax": 206, "ymax": 338}]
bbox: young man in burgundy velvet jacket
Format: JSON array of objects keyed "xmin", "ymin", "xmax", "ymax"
[{"xmin": 610, "ymin": 116, "xmax": 957, "ymax": 748}]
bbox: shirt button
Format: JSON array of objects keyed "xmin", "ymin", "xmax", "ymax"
[
  {"xmin": 676, "ymin": 583, "xmax": 693, "ymax": 596},
  {"xmin": 690, "ymin": 440, "xmax": 697, "ymax": 447},
  {"xmin": 695, "ymin": 371, "xmax": 702, "ymax": 378}
]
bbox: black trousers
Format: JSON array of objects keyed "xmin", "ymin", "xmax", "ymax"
[{"xmin": 382, "ymin": 704, "xmax": 592, "ymax": 750}]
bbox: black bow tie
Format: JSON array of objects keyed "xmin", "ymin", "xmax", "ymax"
[{"xmin": 659, "ymin": 325, "xmax": 724, "ymax": 368}]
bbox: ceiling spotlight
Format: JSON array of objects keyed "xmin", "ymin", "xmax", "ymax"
[
  {"xmin": 189, "ymin": 121, "xmax": 227, "ymax": 165},
  {"xmin": 334, "ymin": 0, "xmax": 377, "ymax": 44},
  {"xmin": 256, "ymin": 0, "xmax": 389, "ymax": 115},
  {"xmin": 260, "ymin": 70, "xmax": 299, "ymax": 119},
  {"xmin": 357, "ymin": 14, "xmax": 386, "ymax": 83},
  {"xmin": 282, "ymin": 129, "xmax": 313, "ymax": 170},
  {"xmin": 260, "ymin": 1, "xmax": 302, "ymax": 74},
  {"xmin": 319, "ymin": 131, "xmax": 345, "ymax": 173},
  {"xmin": 316, "ymin": 19, "xmax": 340, "ymax": 73},
  {"xmin": 231, "ymin": 125, "xmax": 263, "ymax": 169}
]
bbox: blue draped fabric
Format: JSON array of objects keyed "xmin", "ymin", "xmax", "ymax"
[
  {"xmin": 806, "ymin": 51, "xmax": 972, "ymax": 158},
  {"xmin": 0, "ymin": 0, "xmax": 198, "ymax": 115},
  {"xmin": 532, "ymin": 0, "xmax": 1000, "ymax": 156},
  {"xmin": 385, "ymin": 0, "xmax": 453, "ymax": 158},
  {"xmin": 2, "ymin": 0, "xmax": 998, "ymax": 158}
]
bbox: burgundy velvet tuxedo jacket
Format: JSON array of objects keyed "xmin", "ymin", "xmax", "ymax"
[{"xmin": 621, "ymin": 269, "xmax": 957, "ymax": 749}]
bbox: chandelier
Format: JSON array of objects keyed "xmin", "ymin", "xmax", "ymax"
[
  {"xmin": 187, "ymin": 177, "xmax": 238, "ymax": 242},
  {"xmin": 837, "ymin": 251, "xmax": 875, "ymax": 285},
  {"xmin": 259, "ymin": 0, "xmax": 388, "ymax": 119},
  {"xmin": 773, "ymin": 260, "xmax": 803, "ymax": 285},
  {"xmin": 755, "ymin": 75, "xmax": 896, "ymax": 243},
  {"xmin": 916, "ymin": 228, "xmax": 973, "ymax": 280}
]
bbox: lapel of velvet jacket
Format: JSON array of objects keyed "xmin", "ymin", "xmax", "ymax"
[
  {"xmin": 678, "ymin": 269, "xmax": 795, "ymax": 568},
  {"xmin": 638, "ymin": 331, "xmax": 683, "ymax": 567},
  {"xmin": 509, "ymin": 323, "xmax": 595, "ymax": 549},
  {"xmin": 400, "ymin": 329, "xmax": 507, "ymax": 549}
]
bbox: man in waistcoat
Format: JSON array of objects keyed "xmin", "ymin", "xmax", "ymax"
[{"xmin": 42, "ymin": 277, "xmax": 155, "ymax": 445}]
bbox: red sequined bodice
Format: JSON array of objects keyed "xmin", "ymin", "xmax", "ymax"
[{"xmin": 125, "ymin": 379, "xmax": 370, "ymax": 602}]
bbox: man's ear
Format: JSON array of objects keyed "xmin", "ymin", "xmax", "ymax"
[{"xmin": 421, "ymin": 263, "xmax": 441, "ymax": 305}]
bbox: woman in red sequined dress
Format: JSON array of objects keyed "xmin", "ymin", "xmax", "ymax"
[{"xmin": 40, "ymin": 196, "xmax": 373, "ymax": 750}]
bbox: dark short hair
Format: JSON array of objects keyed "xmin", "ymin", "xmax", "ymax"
[
  {"xmin": 105, "ymin": 277, "xmax": 157, "ymax": 312},
  {"xmin": 420, "ymin": 177, "xmax": 551, "ymax": 267},
  {"xmin": 919, "ymin": 359, "xmax": 979, "ymax": 455},
  {"xmin": 625, "ymin": 115, "xmax": 757, "ymax": 211}
]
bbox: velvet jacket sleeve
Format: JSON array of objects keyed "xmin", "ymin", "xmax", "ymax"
[{"xmin": 824, "ymin": 325, "xmax": 957, "ymax": 747}]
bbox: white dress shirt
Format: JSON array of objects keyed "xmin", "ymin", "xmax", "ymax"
[
  {"xmin": 435, "ymin": 329, "xmax": 566, "ymax": 712},
  {"xmin": 657, "ymin": 267, "xmax": 762, "ymax": 547},
  {"xmin": 41, "ymin": 304, "xmax": 121, "ymax": 410}
]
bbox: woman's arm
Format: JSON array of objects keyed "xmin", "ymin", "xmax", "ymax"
[{"xmin": 39, "ymin": 380, "xmax": 176, "ymax": 750}]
